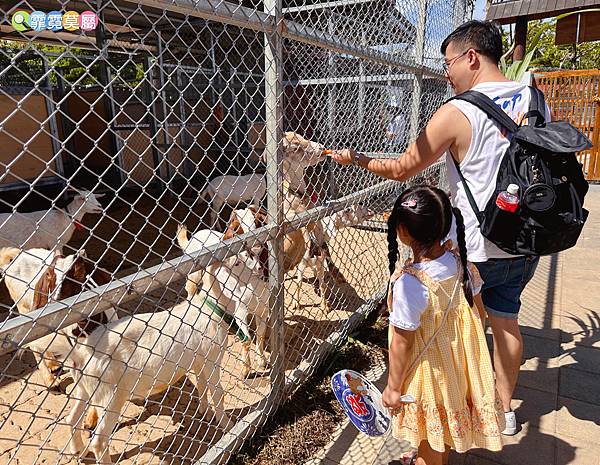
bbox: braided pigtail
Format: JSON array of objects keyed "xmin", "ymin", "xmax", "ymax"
[
  {"xmin": 387, "ymin": 212, "xmax": 400, "ymax": 276},
  {"xmin": 452, "ymin": 207, "xmax": 473, "ymax": 307}
]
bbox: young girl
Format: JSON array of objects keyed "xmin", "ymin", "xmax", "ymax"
[{"xmin": 382, "ymin": 185, "xmax": 504, "ymax": 465}]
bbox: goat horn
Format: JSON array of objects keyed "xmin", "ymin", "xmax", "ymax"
[{"xmin": 67, "ymin": 186, "xmax": 84, "ymax": 195}]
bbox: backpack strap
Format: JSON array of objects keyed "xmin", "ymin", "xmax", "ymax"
[
  {"xmin": 447, "ymin": 90, "xmax": 519, "ymax": 133},
  {"xmin": 526, "ymin": 86, "xmax": 546, "ymax": 127},
  {"xmin": 450, "ymin": 155, "xmax": 484, "ymax": 225}
]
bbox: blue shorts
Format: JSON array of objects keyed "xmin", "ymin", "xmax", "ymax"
[{"xmin": 473, "ymin": 256, "xmax": 540, "ymax": 320}]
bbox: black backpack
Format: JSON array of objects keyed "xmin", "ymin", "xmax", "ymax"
[{"xmin": 448, "ymin": 87, "xmax": 591, "ymax": 256}]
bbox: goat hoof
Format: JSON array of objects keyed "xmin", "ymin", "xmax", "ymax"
[
  {"xmin": 49, "ymin": 365, "xmax": 65, "ymax": 378},
  {"xmin": 48, "ymin": 381, "xmax": 66, "ymax": 395},
  {"xmin": 68, "ymin": 438, "xmax": 85, "ymax": 457}
]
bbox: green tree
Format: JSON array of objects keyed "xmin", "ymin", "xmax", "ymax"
[
  {"xmin": 502, "ymin": 18, "xmax": 600, "ymax": 71},
  {"xmin": 0, "ymin": 39, "xmax": 145, "ymax": 88}
]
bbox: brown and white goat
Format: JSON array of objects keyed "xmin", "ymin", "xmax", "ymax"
[{"xmin": 0, "ymin": 247, "xmax": 117, "ymax": 390}]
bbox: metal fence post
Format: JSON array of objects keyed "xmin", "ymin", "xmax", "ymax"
[
  {"xmin": 143, "ymin": 56, "xmax": 165, "ymax": 191},
  {"xmin": 95, "ymin": 0, "xmax": 119, "ymax": 188},
  {"xmin": 264, "ymin": 0, "xmax": 285, "ymax": 410},
  {"xmin": 408, "ymin": 0, "xmax": 428, "ymax": 142},
  {"xmin": 41, "ymin": 58, "xmax": 65, "ymax": 188}
]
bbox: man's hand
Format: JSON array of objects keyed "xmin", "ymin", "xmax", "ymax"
[
  {"xmin": 331, "ymin": 148, "xmax": 356, "ymax": 166},
  {"xmin": 382, "ymin": 385, "xmax": 407, "ymax": 410}
]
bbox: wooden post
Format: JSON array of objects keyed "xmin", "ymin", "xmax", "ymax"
[
  {"xmin": 513, "ymin": 16, "xmax": 528, "ymax": 62},
  {"xmin": 590, "ymin": 97, "xmax": 600, "ymax": 180}
]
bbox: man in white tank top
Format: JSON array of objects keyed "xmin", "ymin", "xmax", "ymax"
[{"xmin": 332, "ymin": 20, "xmax": 549, "ymax": 436}]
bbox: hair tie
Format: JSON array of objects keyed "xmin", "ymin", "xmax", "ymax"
[{"xmin": 401, "ymin": 199, "xmax": 417, "ymax": 208}]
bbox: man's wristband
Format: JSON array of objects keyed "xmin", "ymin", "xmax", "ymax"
[{"xmin": 352, "ymin": 152, "xmax": 362, "ymax": 167}]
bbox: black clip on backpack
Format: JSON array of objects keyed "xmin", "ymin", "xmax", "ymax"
[{"xmin": 448, "ymin": 87, "xmax": 592, "ymax": 256}]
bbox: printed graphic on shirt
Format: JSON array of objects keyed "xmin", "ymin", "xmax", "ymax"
[{"xmin": 492, "ymin": 91, "xmax": 528, "ymax": 139}]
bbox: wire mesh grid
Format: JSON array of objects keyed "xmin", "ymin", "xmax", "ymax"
[{"xmin": 0, "ymin": 1, "xmax": 470, "ymax": 464}]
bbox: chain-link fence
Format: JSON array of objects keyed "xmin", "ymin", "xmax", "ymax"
[{"xmin": 0, "ymin": 1, "xmax": 470, "ymax": 464}]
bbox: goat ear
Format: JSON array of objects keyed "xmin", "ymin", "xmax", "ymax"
[
  {"xmin": 94, "ymin": 193, "xmax": 106, "ymax": 198},
  {"xmin": 0, "ymin": 247, "xmax": 20, "ymax": 267},
  {"xmin": 70, "ymin": 256, "xmax": 88, "ymax": 283},
  {"xmin": 223, "ymin": 214, "xmax": 243, "ymax": 241},
  {"xmin": 248, "ymin": 206, "xmax": 266, "ymax": 228},
  {"xmin": 33, "ymin": 268, "xmax": 56, "ymax": 309}
]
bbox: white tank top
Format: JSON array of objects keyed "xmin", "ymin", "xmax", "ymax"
[{"xmin": 446, "ymin": 81, "xmax": 551, "ymax": 263}]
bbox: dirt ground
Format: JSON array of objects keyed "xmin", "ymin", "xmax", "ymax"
[{"xmin": 0, "ymin": 194, "xmax": 390, "ymax": 465}]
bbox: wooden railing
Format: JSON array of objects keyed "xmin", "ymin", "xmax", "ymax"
[{"xmin": 535, "ymin": 69, "xmax": 600, "ymax": 181}]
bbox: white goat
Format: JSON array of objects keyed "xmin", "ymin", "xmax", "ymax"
[
  {"xmin": 176, "ymin": 225, "xmax": 223, "ymax": 298},
  {"xmin": 199, "ymin": 131, "xmax": 326, "ymax": 229},
  {"xmin": 63, "ymin": 290, "xmax": 231, "ymax": 464},
  {"xmin": 0, "ymin": 190, "xmax": 104, "ymax": 251},
  {"xmin": 176, "ymin": 223, "xmax": 270, "ymax": 378},
  {"xmin": 199, "ymin": 173, "xmax": 265, "ymax": 228},
  {"xmin": 202, "ymin": 251, "xmax": 271, "ymax": 379}
]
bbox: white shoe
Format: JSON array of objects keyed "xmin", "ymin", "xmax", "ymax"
[{"xmin": 502, "ymin": 410, "xmax": 518, "ymax": 436}]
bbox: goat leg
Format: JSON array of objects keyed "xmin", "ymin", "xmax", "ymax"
[
  {"xmin": 240, "ymin": 341, "xmax": 252, "ymax": 379},
  {"xmin": 204, "ymin": 360, "xmax": 230, "ymax": 430},
  {"xmin": 70, "ymin": 368, "xmax": 99, "ymax": 430},
  {"xmin": 89, "ymin": 389, "xmax": 128, "ymax": 465},
  {"xmin": 321, "ymin": 244, "xmax": 347, "ymax": 284},
  {"xmin": 253, "ymin": 318, "xmax": 269, "ymax": 372},
  {"xmin": 187, "ymin": 370, "xmax": 210, "ymax": 416},
  {"xmin": 65, "ymin": 383, "xmax": 88, "ymax": 456},
  {"xmin": 316, "ymin": 254, "xmax": 329, "ymax": 314},
  {"xmin": 294, "ymin": 261, "xmax": 306, "ymax": 311}
]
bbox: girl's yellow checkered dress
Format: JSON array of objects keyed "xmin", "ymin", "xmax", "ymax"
[{"xmin": 387, "ymin": 254, "xmax": 504, "ymax": 453}]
